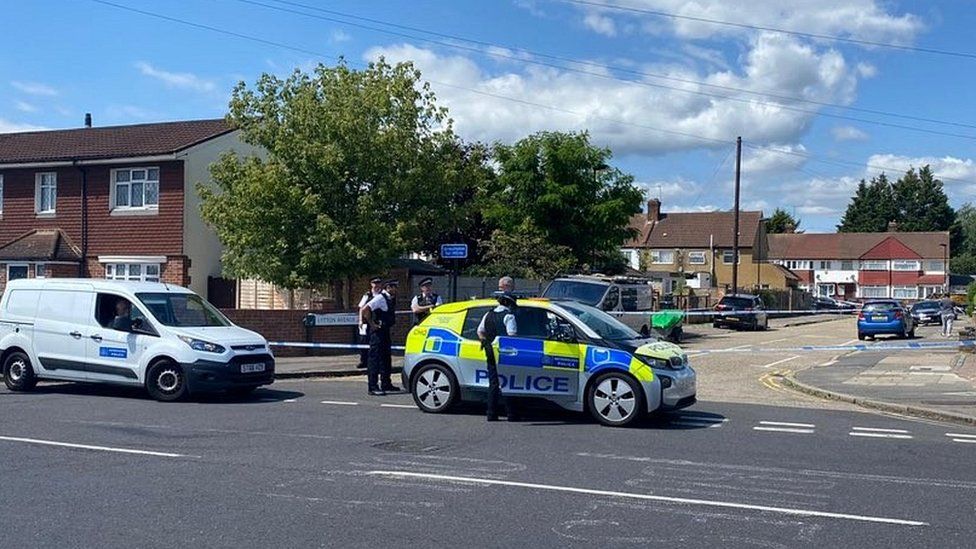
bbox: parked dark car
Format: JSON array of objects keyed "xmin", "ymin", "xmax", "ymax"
[
  {"xmin": 713, "ymin": 294, "xmax": 768, "ymax": 331},
  {"xmin": 857, "ymin": 300, "xmax": 915, "ymax": 340},
  {"xmin": 812, "ymin": 297, "xmax": 857, "ymax": 311},
  {"xmin": 910, "ymin": 300, "xmax": 942, "ymax": 326}
]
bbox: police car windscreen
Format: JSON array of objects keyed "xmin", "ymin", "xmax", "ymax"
[
  {"xmin": 543, "ymin": 280, "xmax": 607, "ymax": 306},
  {"xmin": 558, "ymin": 301, "xmax": 641, "ymax": 341},
  {"xmin": 136, "ymin": 293, "xmax": 232, "ymax": 327}
]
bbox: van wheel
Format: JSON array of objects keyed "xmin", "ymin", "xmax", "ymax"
[
  {"xmin": 587, "ymin": 372, "xmax": 644, "ymax": 427},
  {"xmin": 3, "ymin": 352, "xmax": 37, "ymax": 392},
  {"xmin": 411, "ymin": 363, "xmax": 458, "ymax": 413},
  {"xmin": 146, "ymin": 361, "xmax": 187, "ymax": 402}
]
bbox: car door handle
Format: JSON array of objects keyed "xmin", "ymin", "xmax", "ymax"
[
  {"xmin": 69, "ymin": 331, "xmax": 83, "ymax": 338},
  {"xmin": 90, "ymin": 335, "xmax": 103, "ymax": 342},
  {"xmin": 498, "ymin": 348, "xmax": 518, "ymax": 356}
]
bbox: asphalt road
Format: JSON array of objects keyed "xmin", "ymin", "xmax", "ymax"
[{"xmin": 2, "ymin": 372, "xmax": 975, "ymax": 548}]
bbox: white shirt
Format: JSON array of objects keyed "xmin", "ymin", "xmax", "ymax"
[
  {"xmin": 477, "ymin": 305, "xmax": 517, "ymax": 338},
  {"xmin": 411, "ymin": 293, "xmax": 443, "ymax": 310},
  {"xmin": 366, "ymin": 291, "xmax": 391, "ymax": 312},
  {"xmin": 358, "ymin": 290, "xmax": 381, "ymax": 334}
]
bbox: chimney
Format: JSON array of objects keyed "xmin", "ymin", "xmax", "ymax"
[
  {"xmin": 647, "ymin": 198, "xmax": 661, "ymax": 222},
  {"xmin": 84, "ymin": 113, "xmax": 92, "ymax": 128},
  {"xmin": 887, "ymin": 220, "xmax": 898, "ymax": 232}
]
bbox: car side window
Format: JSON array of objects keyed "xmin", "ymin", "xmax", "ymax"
[
  {"xmin": 461, "ymin": 306, "xmax": 493, "ymax": 340},
  {"xmin": 513, "ymin": 307, "xmax": 549, "ymax": 339},
  {"xmin": 95, "ymin": 293, "xmax": 149, "ymax": 333},
  {"xmin": 603, "ymin": 286, "xmax": 620, "ymax": 311},
  {"xmin": 544, "ymin": 311, "xmax": 577, "ymax": 342}
]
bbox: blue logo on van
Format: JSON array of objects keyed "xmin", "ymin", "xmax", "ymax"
[{"xmin": 99, "ymin": 347, "xmax": 127, "ymax": 359}]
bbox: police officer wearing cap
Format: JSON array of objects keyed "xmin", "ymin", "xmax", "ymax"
[
  {"xmin": 356, "ymin": 277, "xmax": 383, "ymax": 369},
  {"xmin": 477, "ymin": 291, "xmax": 520, "ymax": 421},
  {"xmin": 411, "ymin": 277, "xmax": 443, "ymax": 325},
  {"xmin": 361, "ymin": 279, "xmax": 401, "ymax": 395}
]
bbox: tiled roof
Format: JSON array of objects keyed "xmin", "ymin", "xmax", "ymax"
[
  {"xmin": 0, "ymin": 229, "xmax": 82, "ymax": 261},
  {"xmin": 767, "ymin": 232, "xmax": 949, "ymax": 260},
  {"xmin": 624, "ymin": 210, "xmax": 763, "ymax": 249},
  {"xmin": 0, "ymin": 119, "xmax": 233, "ymax": 164}
]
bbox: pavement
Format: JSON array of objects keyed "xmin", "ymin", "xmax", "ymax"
[{"xmin": 2, "ymin": 379, "xmax": 975, "ymax": 548}]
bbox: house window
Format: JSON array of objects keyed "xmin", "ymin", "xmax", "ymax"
[
  {"xmin": 819, "ymin": 261, "xmax": 831, "ymax": 270},
  {"xmin": 7, "ymin": 264, "xmax": 29, "ymax": 282},
  {"xmin": 113, "ymin": 168, "xmax": 160, "ymax": 209},
  {"xmin": 860, "ymin": 260, "xmax": 887, "ymax": 271},
  {"xmin": 926, "ymin": 260, "xmax": 945, "ymax": 272},
  {"xmin": 891, "ymin": 260, "xmax": 920, "ymax": 271},
  {"xmin": 861, "ymin": 285, "xmax": 888, "ymax": 298},
  {"xmin": 35, "ymin": 263, "xmax": 46, "ymax": 279},
  {"xmin": 817, "ymin": 284, "xmax": 835, "ymax": 297},
  {"xmin": 688, "ymin": 251, "xmax": 706, "ymax": 265},
  {"xmin": 105, "ymin": 263, "xmax": 161, "ymax": 283},
  {"xmin": 722, "ymin": 250, "xmax": 740, "ymax": 265},
  {"xmin": 36, "ymin": 172, "xmax": 57, "ymax": 214},
  {"xmin": 651, "ymin": 250, "xmax": 674, "ymax": 264},
  {"xmin": 922, "ymin": 285, "xmax": 942, "ymax": 298},
  {"xmin": 892, "ymin": 286, "xmax": 918, "ymax": 299},
  {"xmin": 841, "ymin": 260, "xmax": 854, "ymax": 270}
]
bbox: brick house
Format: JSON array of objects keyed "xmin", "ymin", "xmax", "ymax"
[
  {"xmin": 0, "ymin": 118, "xmax": 260, "ymax": 297},
  {"xmin": 767, "ymin": 231, "xmax": 949, "ymax": 300},
  {"xmin": 621, "ymin": 198, "xmax": 798, "ymax": 291}
]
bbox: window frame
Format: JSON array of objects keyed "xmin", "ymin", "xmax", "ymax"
[
  {"xmin": 650, "ymin": 250, "xmax": 674, "ymax": 264},
  {"xmin": 819, "ymin": 261, "xmax": 831, "ymax": 270},
  {"xmin": 34, "ymin": 263, "xmax": 46, "ymax": 279},
  {"xmin": 688, "ymin": 251, "xmax": 706, "ymax": 265},
  {"xmin": 722, "ymin": 250, "xmax": 741, "ymax": 265},
  {"xmin": 892, "ymin": 285, "xmax": 918, "ymax": 299},
  {"xmin": 840, "ymin": 260, "xmax": 854, "ymax": 271},
  {"xmin": 860, "ymin": 260, "xmax": 888, "ymax": 271},
  {"xmin": 925, "ymin": 260, "xmax": 945, "ymax": 272},
  {"xmin": 6, "ymin": 263, "xmax": 29, "ymax": 282},
  {"xmin": 35, "ymin": 172, "xmax": 57, "ymax": 215},
  {"xmin": 891, "ymin": 260, "xmax": 920, "ymax": 271},
  {"xmin": 861, "ymin": 285, "xmax": 888, "ymax": 298},
  {"xmin": 817, "ymin": 283, "xmax": 836, "ymax": 297},
  {"xmin": 105, "ymin": 262, "xmax": 162, "ymax": 283},
  {"xmin": 111, "ymin": 167, "xmax": 160, "ymax": 212}
]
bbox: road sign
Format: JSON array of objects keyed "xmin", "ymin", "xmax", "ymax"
[
  {"xmin": 440, "ymin": 243, "xmax": 468, "ymax": 259},
  {"xmin": 304, "ymin": 312, "xmax": 359, "ymax": 327}
]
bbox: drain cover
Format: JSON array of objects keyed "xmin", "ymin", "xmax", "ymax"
[{"xmin": 371, "ymin": 440, "xmax": 447, "ymax": 453}]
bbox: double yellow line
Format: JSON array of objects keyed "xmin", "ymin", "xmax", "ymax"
[{"xmin": 760, "ymin": 369, "xmax": 792, "ymax": 392}]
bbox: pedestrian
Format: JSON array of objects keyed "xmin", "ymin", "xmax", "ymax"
[
  {"xmin": 356, "ymin": 277, "xmax": 383, "ymax": 369},
  {"xmin": 411, "ymin": 277, "xmax": 443, "ymax": 325},
  {"xmin": 477, "ymin": 291, "xmax": 520, "ymax": 422},
  {"xmin": 940, "ymin": 293, "xmax": 956, "ymax": 337},
  {"xmin": 361, "ymin": 279, "xmax": 401, "ymax": 395}
]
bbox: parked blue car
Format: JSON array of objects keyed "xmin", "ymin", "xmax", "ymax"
[{"xmin": 857, "ymin": 300, "xmax": 915, "ymax": 340}]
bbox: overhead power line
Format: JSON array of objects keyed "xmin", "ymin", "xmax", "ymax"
[
  {"xmin": 237, "ymin": 0, "xmax": 976, "ymax": 137},
  {"xmin": 563, "ymin": 0, "xmax": 976, "ymax": 61}
]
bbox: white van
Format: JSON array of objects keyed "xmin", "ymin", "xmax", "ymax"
[{"xmin": 0, "ymin": 279, "xmax": 274, "ymax": 401}]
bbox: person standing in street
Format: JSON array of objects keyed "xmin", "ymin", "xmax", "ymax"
[
  {"xmin": 940, "ymin": 293, "xmax": 957, "ymax": 337},
  {"xmin": 356, "ymin": 277, "xmax": 383, "ymax": 369},
  {"xmin": 477, "ymin": 291, "xmax": 519, "ymax": 422},
  {"xmin": 498, "ymin": 276, "xmax": 515, "ymax": 294},
  {"xmin": 411, "ymin": 277, "xmax": 443, "ymax": 325},
  {"xmin": 361, "ymin": 279, "xmax": 401, "ymax": 395}
]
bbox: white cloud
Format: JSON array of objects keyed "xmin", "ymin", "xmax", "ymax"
[
  {"xmin": 741, "ymin": 143, "xmax": 808, "ymax": 174},
  {"xmin": 0, "ymin": 118, "xmax": 46, "ymax": 133},
  {"xmin": 831, "ymin": 125, "xmax": 869, "ymax": 141},
  {"xmin": 14, "ymin": 101, "xmax": 37, "ymax": 113},
  {"xmin": 11, "ymin": 80, "xmax": 58, "ymax": 96},
  {"xmin": 135, "ymin": 62, "xmax": 216, "ymax": 93},
  {"xmin": 583, "ymin": 12, "xmax": 618, "ymax": 36},
  {"xmin": 330, "ymin": 29, "xmax": 352, "ymax": 43},
  {"xmin": 365, "ymin": 35, "xmax": 864, "ymax": 155},
  {"xmin": 867, "ymin": 154, "xmax": 976, "ymax": 182}
]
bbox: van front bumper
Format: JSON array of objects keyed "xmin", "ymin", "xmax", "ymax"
[{"xmin": 183, "ymin": 354, "xmax": 275, "ymax": 393}]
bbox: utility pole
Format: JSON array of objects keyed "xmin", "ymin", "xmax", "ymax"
[{"xmin": 732, "ymin": 136, "xmax": 742, "ymax": 294}]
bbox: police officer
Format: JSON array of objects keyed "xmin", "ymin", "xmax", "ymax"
[
  {"xmin": 356, "ymin": 277, "xmax": 383, "ymax": 369},
  {"xmin": 477, "ymin": 291, "xmax": 519, "ymax": 422},
  {"xmin": 361, "ymin": 279, "xmax": 401, "ymax": 395},
  {"xmin": 411, "ymin": 277, "xmax": 443, "ymax": 325}
]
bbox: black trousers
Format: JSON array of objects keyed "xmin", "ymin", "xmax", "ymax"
[
  {"xmin": 483, "ymin": 342, "xmax": 516, "ymax": 417},
  {"xmin": 367, "ymin": 329, "xmax": 393, "ymax": 390}
]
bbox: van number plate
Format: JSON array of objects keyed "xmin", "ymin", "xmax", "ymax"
[{"xmin": 241, "ymin": 363, "xmax": 266, "ymax": 373}]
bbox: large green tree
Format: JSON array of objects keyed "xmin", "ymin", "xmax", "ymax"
[
  {"xmin": 766, "ymin": 208, "xmax": 801, "ymax": 234},
  {"xmin": 200, "ymin": 59, "xmax": 468, "ymax": 290},
  {"xmin": 891, "ymin": 166, "xmax": 955, "ymax": 232},
  {"xmin": 837, "ymin": 174, "xmax": 895, "ymax": 232},
  {"xmin": 483, "ymin": 131, "xmax": 642, "ymax": 273}
]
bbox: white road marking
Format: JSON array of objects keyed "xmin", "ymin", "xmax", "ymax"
[
  {"xmin": 283, "ymin": 399, "xmax": 298, "ymax": 403},
  {"xmin": 380, "ymin": 404, "xmax": 416, "ymax": 409},
  {"xmin": 320, "ymin": 400, "xmax": 359, "ymax": 406},
  {"xmin": 760, "ymin": 355, "xmax": 800, "ymax": 368},
  {"xmin": 0, "ymin": 435, "xmax": 197, "ymax": 458},
  {"xmin": 849, "ymin": 432, "xmax": 914, "ymax": 440},
  {"xmin": 759, "ymin": 421, "xmax": 816, "ymax": 428},
  {"xmin": 753, "ymin": 426, "xmax": 815, "ymax": 434},
  {"xmin": 852, "ymin": 427, "xmax": 910, "ymax": 434},
  {"xmin": 951, "ymin": 438, "xmax": 976, "ymax": 444},
  {"xmin": 946, "ymin": 433, "xmax": 976, "ymax": 439},
  {"xmin": 367, "ymin": 471, "xmax": 927, "ymax": 526},
  {"xmin": 762, "ymin": 337, "xmax": 793, "ymax": 344}
]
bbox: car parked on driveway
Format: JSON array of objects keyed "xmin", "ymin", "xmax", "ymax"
[
  {"xmin": 910, "ymin": 300, "xmax": 942, "ymax": 326},
  {"xmin": 812, "ymin": 297, "xmax": 857, "ymax": 311},
  {"xmin": 713, "ymin": 294, "xmax": 768, "ymax": 331},
  {"xmin": 857, "ymin": 300, "xmax": 915, "ymax": 340}
]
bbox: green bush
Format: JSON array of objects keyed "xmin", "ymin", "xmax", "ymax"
[{"xmin": 966, "ymin": 282, "xmax": 976, "ymax": 316}]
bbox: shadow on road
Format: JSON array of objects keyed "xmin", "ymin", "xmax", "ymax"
[{"xmin": 25, "ymin": 382, "xmax": 304, "ymax": 404}]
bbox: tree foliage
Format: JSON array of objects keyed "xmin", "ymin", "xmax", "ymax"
[
  {"xmin": 837, "ymin": 167, "xmax": 955, "ymax": 234},
  {"xmin": 766, "ymin": 208, "xmax": 801, "ymax": 234},
  {"xmin": 473, "ymin": 224, "xmax": 576, "ymax": 280},
  {"xmin": 837, "ymin": 174, "xmax": 895, "ymax": 232}
]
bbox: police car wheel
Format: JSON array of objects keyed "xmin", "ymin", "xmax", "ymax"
[
  {"xmin": 411, "ymin": 363, "xmax": 458, "ymax": 413},
  {"xmin": 3, "ymin": 352, "xmax": 37, "ymax": 392},
  {"xmin": 146, "ymin": 361, "xmax": 188, "ymax": 402},
  {"xmin": 587, "ymin": 372, "xmax": 644, "ymax": 427}
]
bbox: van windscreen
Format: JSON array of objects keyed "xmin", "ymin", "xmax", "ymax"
[
  {"xmin": 136, "ymin": 293, "xmax": 231, "ymax": 327},
  {"xmin": 542, "ymin": 281, "xmax": 607, "ymax": 306}
]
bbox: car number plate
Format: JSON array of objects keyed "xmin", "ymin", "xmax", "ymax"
[
  {"xmin": 726, "ymin": 317, "xmax": 738, "ymax": 321},
  {"xmin": 872, "ymin": 315, "xmax": 886, "ymax": 322},
  {"xmin": 241, "ymin": 363, "xmax": 266, "ymax": 373}
]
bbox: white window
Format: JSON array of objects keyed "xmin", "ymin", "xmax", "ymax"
[
  {"xmin": 861, "ymin": 285, "xmax": 888, "ymax": 298},
  {"xmin": 786, "ymin": 260, "xmax": 810, "ymax": 270},
  {"xmin": 819, "ymin": 261, "xmax": 831, "ymax": 270},
  {"xmin": 926, "ymin": 260, "xmax": 945, "ymax": 272},
  {"xmin": 922, "ymin": 285, "xmax": 941, "ymax": 298},
  {"xmin": 651, "ymin": 250, "xmax": 674, "ymax": 264},
  {"xmin": 722, "ymin": 250, "xmax": 740, "ymax": 265},
  {"xmin": 841, "ymin": 260, "xmax": 854, "ymax": 271},
  {"xmin": 892, "ymin": 285, "xmax": 918, "ymax": 299},
  {"xmin": 7, "ymin": 264, "xmax": 28, "ymax": 282},
  {"xmin": 891, "ymin": 260, "xmax": 920, "ymax": 271},
  {"xmin": 817, "ymin": 283, "xmax": 835, "ymax": 297},
  {"xmin": 35, "ymin": 172, "xmax": 56, "ymax": 214},
  {"xmin": 112, "ymin": 168, "xmax": 159, "ymax": 210},
  {"xmin": 688, "ymin": 251, "xmax": 706, "ymax": 265},
  {"xmin": 860, "ymin": 260, "xmax": 887, "ymax": 271},
  {"xmin": 35, "ymin": 263, "xmax": 46, "ymax": 279},
  {"xmin": 105, "ymin": 263, "xmax": 161, "ymax": 282}
]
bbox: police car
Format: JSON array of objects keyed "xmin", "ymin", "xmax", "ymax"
[{"xmin": 402, "ymin": 298, "xmax": 696, "ymax": 426}]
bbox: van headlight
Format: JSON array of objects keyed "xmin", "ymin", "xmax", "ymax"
[{"xmin": 178, "ymin": 335, "xmax": 226, "ymax": 354}]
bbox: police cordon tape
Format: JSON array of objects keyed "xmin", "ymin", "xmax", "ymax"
[{"xmin": 266, "ymin": 339, "xmax": 972, "ymax": 354}]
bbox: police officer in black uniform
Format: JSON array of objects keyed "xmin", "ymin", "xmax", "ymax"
[
  {"xmin": 361, "ymin": 279, "xmax": 401, "ymax": 395},
  {"xmin": 356, "ymin": 276, "xmax": 383, "ymax": 369},
  {"xmin": 477, "ymin": 291, "xmax": 520, "ymax": 421},
  {"xmin": 411, "ymin": 277, "xmax": 443, "ymax": 325}
]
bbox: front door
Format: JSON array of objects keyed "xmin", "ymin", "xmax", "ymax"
[
  {"xmin": 85, "ymin": 293, "xmax": 153, "ymax": 384},
  {"xmin": 495, "ymin": 306, "xmax": 581, "ymax": 400}
]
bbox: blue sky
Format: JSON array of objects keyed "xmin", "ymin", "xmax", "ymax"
[{"xmin": 3, "ymin": 0, "xmax": 976, "ymax": 231}]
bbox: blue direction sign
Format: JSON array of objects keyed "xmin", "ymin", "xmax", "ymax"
[{"xmin": 440, "ymin": 243, "xmax": 468, "ymax": 259}]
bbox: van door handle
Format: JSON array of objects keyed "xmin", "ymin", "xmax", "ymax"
[
  {"xmin": 90, "ymin": 335, "xmax": 103, "ymax": 342},
  {"xmin": 69, "ymin": 331, "xmax": 82, "ymax": 338}
]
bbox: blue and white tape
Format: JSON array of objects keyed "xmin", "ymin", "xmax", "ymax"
[{"xmin": 269, "ymin": 341, "xmax": 406, "ymax": 351}]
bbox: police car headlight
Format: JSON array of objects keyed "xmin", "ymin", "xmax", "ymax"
[
  {"xmin": 635, "ymin": 354, "xmax": 668, "ymax": 369},
  {"xmin": 178, "ymin": 335, "xmax": 226, "ymax": 354}
]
